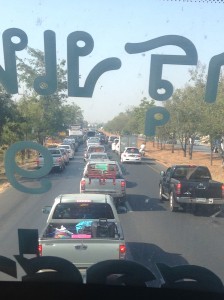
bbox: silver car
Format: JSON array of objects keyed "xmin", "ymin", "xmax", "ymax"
[{"xmin": 86, "ymin": 152, "xmax": 110, "ymax": 163}]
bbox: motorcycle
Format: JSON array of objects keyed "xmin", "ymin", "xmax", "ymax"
[{"xmin": 139, "ymin": 148, "xmax": 145, "ymax": 157}]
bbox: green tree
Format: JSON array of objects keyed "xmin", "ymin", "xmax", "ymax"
[{"xmin": 16, "ymin": 47, "xmax": 84, "ymax": 143}]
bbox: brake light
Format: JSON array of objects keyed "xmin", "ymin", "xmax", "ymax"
[
  {"xmin": 80, "ymin": 179, "xmax": 86, "ymax": 191},
  {"xmin": 175, "ymin": 182, "xmax": 181, "ymax": 195},
  {"xmin": 119, "ymin": 244, "xmax": 126, "ymax": 259},
  {"xmin": 222, "ymin": 184, "xmax": 224, "ymax": 199},
  {"xmin": 38, "ymin": 244, "xmax": 42, "ymax": 256},
  {"xmin": 121, "ymin": 180, "xmax": 126, "ymax": 188}
]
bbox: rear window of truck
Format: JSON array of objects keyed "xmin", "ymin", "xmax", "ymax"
[{"xmin": 52, "ymin": 203, "xmax": 115, "ymax": 219}]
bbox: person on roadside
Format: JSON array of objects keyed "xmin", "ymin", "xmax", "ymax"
[
  {"xmin": 220, "ymin": 138, "xmax": 224, "ymax": 166},
  {"xmin": 139, "ymin": 142, "xmax": 146, "ymax": 156}
]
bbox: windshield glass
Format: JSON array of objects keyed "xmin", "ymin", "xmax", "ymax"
[{"xmin": 1, "ymin": 0, "xmax": 224, "ymax": 294}]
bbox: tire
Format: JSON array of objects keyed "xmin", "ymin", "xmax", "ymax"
[
  {"xmin": 169, "ymin": 192, "xmax": 178, "ymax": 212},
  {"xmin": 119, "ymin": 196, "xmax": 126, "ymax": 205},
  {"xmin": 58, "ymin": 165, "xmax": 64, "ymax": 172},
  {"xmin": 159, "ymin": 184, "xmax": 165, "ymax": 201}
]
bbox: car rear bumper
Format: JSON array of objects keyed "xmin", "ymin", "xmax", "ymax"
[
  {"xmin": 177, "ymin": 197, "xmax": 224, "ymax": 205},
  {"xmin": 123, "ymin": 158, "xmax": 141, "ymax": 162}
]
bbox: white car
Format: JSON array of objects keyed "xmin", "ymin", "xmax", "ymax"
[
  {"xmin": 120, "ymin": 147, "xmax": 142, "ymax": 164},
  {"xmin": 86, "ymin": 137, "xmax": 101, "ymax": 147},
  {"xmin": 58, "ymin": 144, "xmax": 75, "ymax": 159}
]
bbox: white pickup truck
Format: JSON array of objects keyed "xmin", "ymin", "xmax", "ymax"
[
  {"xmin": 39, "ymin": 193, "xmax": 126, "ymax": 280},
  {"xmin": 80, "ymin": 160, "xmax": 127, "ymax": 206},
  {"xmin": 36, "ymin": 147, "xmax": 65, "ymax": 172}
]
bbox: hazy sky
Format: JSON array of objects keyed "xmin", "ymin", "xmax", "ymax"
[{"xmin": 1, "ymin": 0, "xmax": 224, "ymax": 123}]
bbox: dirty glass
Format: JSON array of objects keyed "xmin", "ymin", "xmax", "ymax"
[{"xmin": 0, "ymin": 0, "xmax": 224, "ymax": 294}]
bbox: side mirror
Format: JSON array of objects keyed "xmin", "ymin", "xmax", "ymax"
[
  {"xmin": 160, "ymin": 171, "xmax": 165, "ymax": 177},
  {"xmin": 42, "ymin": 206, "xmax": 52, "ymax": 214},
  {"xmin": 117, "ymin": 206, "xmax": 127, "ymax": 214}
]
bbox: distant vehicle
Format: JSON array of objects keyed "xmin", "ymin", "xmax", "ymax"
[
  {"xmin": 116, "ymin": 135, "xmax": 138, "ymax": 156},
  {"xmin": 85, "ymin": 130, "xmax": 96, "ymax": 139},
  {"xmin": 58, "ymin": 144, "xmax": 75, "ymax": 159},
  {"xmin": 86, "ymin": 152, "xmax": 110, "ymax": 163},
  {"xmin": 80, "ymin": 160, "xmax": 126, "ymax": 205},
  {"xmin": 63, "ymin": 137, "xmax": 78, "ymax": 151},
  {"xmin": 120, "ymin": 147, "xmax": 142, "ymax": 164},
  {"xmin": 86, "ymin": 137, "xmax": 101, "ymax": 148},
  {"xmin": 37, "ymin": 147, "xmax": 65, "ymax": 172},
  {"xmin": 108, "ymin": 135, "xmax": 119, "ymax": 148},
  {"xmin": 165, "ymin": 139, "xmax": 177, "ymax": 144},
  {"xmin": 84, "ymin": 145, "xmax": 106, "ymax": 162},
  {"xmin": 194, "ymin": 138, "xmax": 201, "ymax": 146},
  {"xmin": 112, "ymin": 138, "xmax": 119, "ymax": 152},
  {"xmin": 57, "ymin": 147, "xmax": 70, "ymax": 165}
]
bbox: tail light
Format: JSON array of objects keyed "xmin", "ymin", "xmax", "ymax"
[
  {"xmin": 38, "ymin": 244, "xmax": 42, "ymax": 256},
  {"xmin": 121, "ymin": 180, "xmax": 126, "ymax": 188},
  {"xmin": 80, "ymin": 179, "xmax": 86, "ymax": 191},
  {"xmin": 222, "ymin": 184, "xmax": 224, "ymax": 199},
  {"xmin": 175, "ymin": 182, "xmax": 181, "ymax": 195},
  {"xmin": 119, "ymin": 244, "xmax": 126, "ymax": 259}
]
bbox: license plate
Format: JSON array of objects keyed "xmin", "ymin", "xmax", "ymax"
[{"xmin": 196, "ymin": 198, "xmax": 206, "ymax": 202}]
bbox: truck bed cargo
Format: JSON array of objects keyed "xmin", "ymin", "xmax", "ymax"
[{"xmin": 38, "ymin": 194, "xmax": 126, "ymax": 279}]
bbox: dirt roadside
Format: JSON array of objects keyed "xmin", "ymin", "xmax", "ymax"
[{"xmin": 141, "ymin": 141, "xmax": 224, "ymax": 183}]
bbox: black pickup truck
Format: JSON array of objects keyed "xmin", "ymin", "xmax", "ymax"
[{"xmin": 159, "ymin": 165, "xmax": 224, "ymax": 213}]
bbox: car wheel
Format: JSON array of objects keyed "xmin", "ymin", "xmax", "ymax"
[
  {"xmin": 159, "ymin": 184, "xmax": 165, "ymax": 201},
  {"xmin": 169, "ymin": 192, "xmax": 178, "ymax": 212},
  {"xmin": 58, "ymin": 166, "xmax": 63, "ymax": 172},
  {"xmin": 119, "ymin": 196, "xmax": 126, "ymax": 205}
]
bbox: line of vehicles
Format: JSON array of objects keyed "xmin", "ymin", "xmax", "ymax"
[
  {"xmin": 37, "ymin": 131, "xmax": 129, "ymax": 281},
  {"xmin": 36, "ymin": 135, "xmax": 82, "ymax": 172},
  {"xmin": 17, "ymin": 130, "xmax": 224, "ymax": 288},
  {"xmin": 36, "ymin": 131, "xmax": 145, "ymax": 280}
]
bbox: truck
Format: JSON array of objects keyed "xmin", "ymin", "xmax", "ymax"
[
  {"xmin": 115, "ymin": 135, "xmax": 138, "ymax": 156},
  {"xmin": 36, "ymin": 147, "xmax": 65, "ymax": 172},
  {"xmin": 80, "ymin": 160, "xmax": 126, "ymax": 206},
  {"xmin": 68, "ymin": 124, "xmax": 84, "ymax": 145},
  {"xmin": 38, "ymin": 193, "xmax": 126, "ymax": 281},
  {"xmin": 159, "ymin": 164, "xmax": 224, "ymax": 213}
]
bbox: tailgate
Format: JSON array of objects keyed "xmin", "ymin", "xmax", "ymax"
[
  {"xmin": 83, "ymin": 178, "xmax": 124, "ymax": 195},
  {"xmin": 182, "ymin": 180, "xmax": 223, "ymax": 199},
  {"xmin": 40, "ymin": 239, "xmax": 123, "ymax": 268}
]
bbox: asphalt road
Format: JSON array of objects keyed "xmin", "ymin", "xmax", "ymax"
[{"xmin": 0, "ymin": 144, "xmax": 224, "ymax": 284}]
